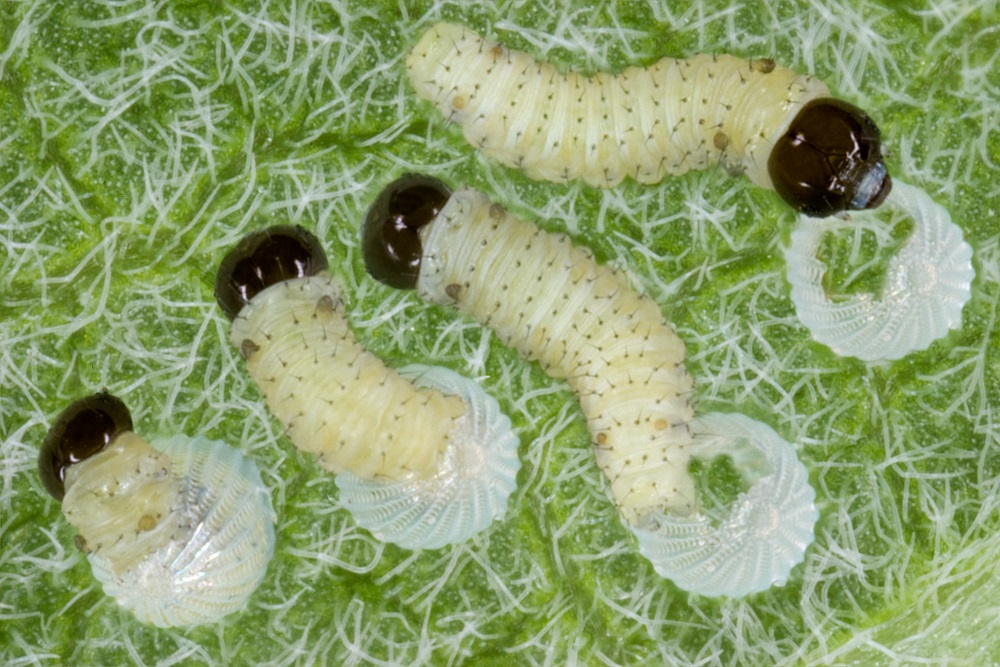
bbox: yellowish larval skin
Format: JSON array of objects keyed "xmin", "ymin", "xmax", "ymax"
[
  {"xmin": 230, "ymin": 272, "xmax": 466, "ymax": 481},
  {"xmin": 62, "ymin": 431, "xmax": 180, "ymax": 574},
  {"xmin": 418, "ymin": 188, "xmax": 696, "ymax": 521},
  {"xmin": 407, "ymin": 22, "xmax": 830, "ymax": 190}
]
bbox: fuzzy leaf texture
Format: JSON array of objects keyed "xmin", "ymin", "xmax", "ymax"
[{"xmin": 1, "ymin": 1, "xmax": 998, "ymax": 665}]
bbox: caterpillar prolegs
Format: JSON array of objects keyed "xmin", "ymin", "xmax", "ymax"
[
  {"xmin": 362, "ymin": 176, "xmax": 818, "ymax": 596},
  {"xmin": 215, "ymin": 226, "xmax": 520, "ymax": 550},
  {"xmin": 407, "ymin": 22, "xmax": 891, "ymax": 217}
]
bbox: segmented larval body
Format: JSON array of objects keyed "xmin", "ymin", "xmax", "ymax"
[
  {"xmin": 418, "ymin": 189, "xmax": 697, "ymax": 519},
  {"xmin": 62, "ymin": 432, "xmax": 275, "ymax": 627},
  {"xmin": 231, "ymin": 273, "xmax": 464, "ymax": 481},
  {"xmin": 408, "ymin": 22, "xmax": 827, "ymax": 191},
  {"xmin": 227, "ymin": 270, "xmax": 520, "ymax": 549},
  {"xmin": 407, "ymin": 186, "xmax": 817, "ymax": 595}
]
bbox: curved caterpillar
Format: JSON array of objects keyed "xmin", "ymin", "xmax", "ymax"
[
  {"xmin": 785, "ymin": 180, "xmax": 975, "ymax": 361},
  {"xmin": 215, "ymin": 225, "xmax": 520, "ymax": 550},
  {"xmin": 407, "ymin": 22, "xmax": 891, "ymax": 217},
  {"xmin": 362, "ymin": 175, "xmax": 818, "ymax": 596},
  {"xmin": 37, "ymin": 391, "xmax": 275, "ymax": 628}
]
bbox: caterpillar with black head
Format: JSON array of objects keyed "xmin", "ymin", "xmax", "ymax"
[
  {"xmin": 362, "ymin": 175, "xmax": 817, "ymax": 596},
  {"xmin": 38, "ymin": 391, "xmax": 275, "ymax": 627},
  {"xmin": 215, "ymin": 225, "xmax": 520, "ymax": 550},
  {"xmin": 407, "ymin": 22, "xmax": 891, "ymax": 217}
]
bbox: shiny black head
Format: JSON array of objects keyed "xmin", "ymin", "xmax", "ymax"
[
  {"xmin": 768, "ymin": 97, "xmax": 891, "ymax": 217},
  {"xmin": 362, "ymin": 174, "xmax": 451, "ymax": 290},
  {"xmin": 215, "ymin": 225, "xmax": 329, "ymax": 320},
  {"xmin": 38, "ymin": 391, "xmax": 134, "ymax": 501}
]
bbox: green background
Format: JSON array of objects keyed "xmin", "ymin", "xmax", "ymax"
[{"xmin": 2, "ymin": 1, "xmax": 998, "ymax": 665}]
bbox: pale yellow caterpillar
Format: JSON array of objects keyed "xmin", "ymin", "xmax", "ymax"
[
  {"xmin": 38, "ymin": 391, "xmax": 275, "ymax": 627},
  {"xmin": 362, "ymin": 175, "xmax": 818, "ymax": 596},
  {"xmin": 407, "ymin": 22, "xmax": 891, "ymax": 217},
  {"xmin": 215, "ymin": 225, "xmax": 520, "ymax": 549}
]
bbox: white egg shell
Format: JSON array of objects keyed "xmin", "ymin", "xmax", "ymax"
[
  {"xmin": 630, "ymin": 413, "xmax": 817, "ymax": 597},
  {"xmin": 336, "ymin": 364, "xmax": 521, "ymax": 550},
  {"xmin": 785, "ymin": 180, "xmax": 975, "ymax": 361},
  {"xmin": 407, "ymin": 22, "xmax": 829, "ymax": 190},
  {"xmin": 64, "ymin": 433, "xmax": 276, "ymax": 628}
]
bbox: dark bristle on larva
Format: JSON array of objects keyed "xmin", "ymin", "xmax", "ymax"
[
  {"xmin": 38, "ymin": 391, "xmax": 134, "ymax": 501},
  {"xmin": 362, "ymin": 174, "xmax": 452, "ymax": 290},
  {"xmin": 768, "ymin": 97, "xmax": 892, "ymax": 217},
  {"xmin": 215, "ymin": 225, "xmax": 329, "ymax": 320}
]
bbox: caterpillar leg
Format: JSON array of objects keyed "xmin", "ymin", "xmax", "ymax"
[{"xmin": 630, "ymin": 413, "xmax": 817, "ymax": 597}]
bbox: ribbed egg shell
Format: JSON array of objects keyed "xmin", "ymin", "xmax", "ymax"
[
  {"xmin": 336, "ymin": 365, "xmax": 521, "ymax": 550},
  {"xmin": 631, "ymin": 413, "xmax": 817, "ymax": 597},
  {"xmin": 76, "ymin": 434, "xmax": 276, "ymax": 627},
  {"xmin": 785, "ymin": 180, "xmax": 974, "ymax": 361}
]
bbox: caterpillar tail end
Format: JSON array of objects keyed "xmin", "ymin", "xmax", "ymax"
[
  {"xmin": 337, "ymin": 365, "xmax": 521, "ymax": 550},
  {"xmin": 630, "ymin": 413, "xmax": 817, "ymax": 597}
]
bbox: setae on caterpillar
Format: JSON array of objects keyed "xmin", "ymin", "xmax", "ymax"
[
  {"xmin": 38, "ymin": 391, "xmax": 276, "ymax": 628},
  {"xmin": 362, "ymin": 175, "xmax": 818, "ymax": 596},
  {"xmin": 215, "ymin": 225, "xmax": 520, "ymax": 550},
  {"xmin": 407, "ymin": 22, "xmax": 891, "ymax": 217}
]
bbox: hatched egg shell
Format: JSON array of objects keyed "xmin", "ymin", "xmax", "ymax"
[
  {"xmin": 631, "ymin": 413, "xmax": 817, "ymax": 597},
  {"xmin": 785, "ymin": 180, "xmax": 975, "ymax": 361},
  {"xmin": 336, "ymin": 364, "xmax": 521, "ymax": 550},
  {"xmin": 68, "ymin": 433, "xmax": 276, "ymax": 627}
]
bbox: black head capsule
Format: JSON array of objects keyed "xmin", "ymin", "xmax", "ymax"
[
  {"xmin": 38, "ymin": 391, "xmax": 134, "ymax": 501},
  {"xmin": 215, "ymin": 225, "xmax": 329, "ymax": 320},
  {"xmin": 768, "ymin": 97, "xmax": 892, "ymax": 217},
  {"xmin": 362, "ymin": 174, "xmax": 452, "ymax": 289}
]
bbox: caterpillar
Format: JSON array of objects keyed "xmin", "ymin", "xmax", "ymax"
[
  {"xmin": 37, "ymin": 391, "xmax": 276, "ymax": 628},
  {"xmin": 362, "ymin": 175, "xmax": 818, "ymax": 596},
  {"xmin": 406, "ymin": 22, "xmax": 891, "ymax": 217},
  {"xmin": 784, "ymin": 180, "xmax": 975, "ymax": 361},
  {"xmin": 215, "ymin": 225, "xmax": 520, "ymax": 550}
]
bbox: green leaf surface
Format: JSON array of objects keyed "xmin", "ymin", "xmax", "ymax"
[{"xmin": 2, "ymin": 1, "xmax": 998, "ymax": 665}]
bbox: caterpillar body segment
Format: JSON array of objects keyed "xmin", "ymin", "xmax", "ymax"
[
  {"xmin": 416, "ymin": 187, "xmax": 698, "ymax": 520},
  {"xmin": 230, "ymin": 274, "xmax": 464, "ymax": 481},
  {"xmin": 407, "ymin": 22, "xmax": 891, "ymax": 217}
]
